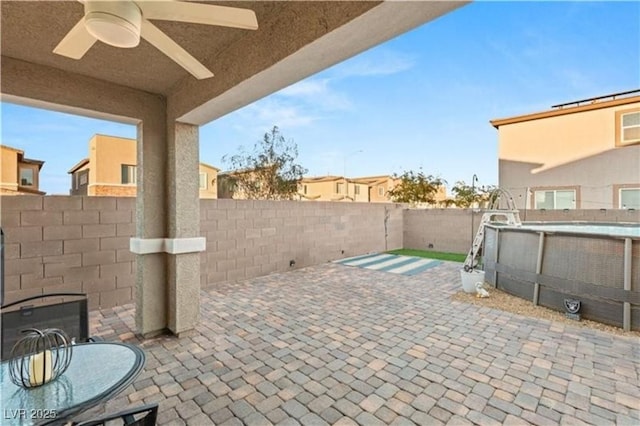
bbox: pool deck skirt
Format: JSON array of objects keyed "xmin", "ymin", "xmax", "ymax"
[{"xmin": 86, "ymin": 261, "xmax": 639, "ymax": 425}]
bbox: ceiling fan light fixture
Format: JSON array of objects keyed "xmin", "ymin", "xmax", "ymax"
[{"xmin": 84, "ymin": 2, "xmax": 142, "ymax": 48}]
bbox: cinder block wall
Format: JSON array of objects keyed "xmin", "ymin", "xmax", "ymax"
[
  {"xmin": 200, "ymin": 200, "xmax": 404, "ymax": 288},
  {"xmin": 3, "ymin": 195, "xmax": 635, "ymax": 311},
  {"xmin": 0, "ymin": 196, "xmax": 135, "ymax": 311},
  {"xmin": 403, "ymin": 208, "xmax": 640, "ymax": 254},
  {"xmin": 1, "ymin": 196, "xmax": 403, "ymax": 310}
]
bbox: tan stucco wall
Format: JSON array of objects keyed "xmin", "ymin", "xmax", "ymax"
[
  {"xmin": 1, "ymin": 146, "xmax": 19, "ymax": 190},
  {"xmin": 90, "ymin": 134, "xmax": 137, "ymax": 187},
  {"xmin": 301, "ymin": 180, "xmax": 342, "ymax": 201},
  {"xmin": 498, "ymin": 99, "xmax": 640, "ymax": 172},
  {"xmin": 81, "ymin": 135, "xmax": 218, "ymax": 198},
  {"xmin": 198, "ymin": 164, "xmax": 218, "ymax": 199},
  {"xmin": 369, "ymin": 181, "xmax": 391, "ymax": 203},
  {"xmin": 1, "ymin": 146, "xmax": 44, "ymax": 194},
  {"xmin": 497, "ymin": 98, "xmax": 640, "ymax": 209}
]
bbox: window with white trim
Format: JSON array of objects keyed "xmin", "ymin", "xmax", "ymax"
[
  {"xmin": 620, "ymin": 188, "xmax": 640, "ymax": 209},
  {"xmin": 336, "ymin": 182, "xmax": 344, "ymax": 194},
  {"xmin": 620, "ymin": 111, "xmax": 640, "ymax": 145},
  {"xmin": 199, "ymin": 172, "xmax": 207, "ymax": 189},
  {"xmin": 534, "ymin": 189, "xmax": 576, "ymax": 209},
  {"xmin": 121, "ymin": 164, "xmax": 136, "ymax": 184},
  {"xmin": 354, "ymin": 185, "xmax": 360, "ymax": 195},
  {"xmin": 378, "ymin": 186, "xmax": 384, "ymax": 196}
]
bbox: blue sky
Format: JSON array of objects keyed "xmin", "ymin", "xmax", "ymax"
[{"xmin": 2, "ymin": 1, "xmax": 639, "ymax": 195}]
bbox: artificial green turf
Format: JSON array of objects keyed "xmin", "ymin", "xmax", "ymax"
[{"xmin": 387, "ymin": 248, "xmax": 466, "ymax": 263}]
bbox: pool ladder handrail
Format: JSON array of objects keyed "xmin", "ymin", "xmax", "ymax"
[{"xmin": 463, "ymin": 189, "xmax": 521, "ymax": 271}]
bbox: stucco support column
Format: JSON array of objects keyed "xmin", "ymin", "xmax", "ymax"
[
  {"xmin": 166, "ymin": 122, "xmax": 202, "ymax": 335},
  {"xmin": 134, "ymin": 114, "xmax": 168, "ymax": 337}
]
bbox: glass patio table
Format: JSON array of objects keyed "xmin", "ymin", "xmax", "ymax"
[{"xmin": 1, "ymin": 342, "xmax": 145, "ymax": 426}]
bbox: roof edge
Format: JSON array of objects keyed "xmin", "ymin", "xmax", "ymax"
[
  {"xmin": 490, "ymin": 95, "xmax": 640, "ymax": 129},
  {"xmin": 68, "ymin": 158, "xmax": 90, "ymax": 174}
]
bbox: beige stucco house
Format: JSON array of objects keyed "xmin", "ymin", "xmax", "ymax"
[
  {"xmin": 0, "ymin": 144, "xmax": 46, "ymax": 195},
  {"xmin": 68, "ymin": 135, "xmax": 219, "ymax": 198},
  {"xmin": 298, "ymin": 174, "xmax": 446, "ymax": 203},
  {"xmin": 491, "ymin": 90, "xmax": 640, "ymax": 210}
]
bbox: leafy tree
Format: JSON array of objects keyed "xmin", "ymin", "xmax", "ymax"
[
  {"xmin": 387, "ymin": 169, "xmax": 445, "ymax": 205},
  {"xmin": 451, "ymin": 181, "xmax": 477, "ymax": 207},
  {"xmin": 222, "ymin": 126, "xmax": 307, "ymax": 200},
  {"xmin": 451, "ymin": 181, "xmax": 496, "ymax": 207}
]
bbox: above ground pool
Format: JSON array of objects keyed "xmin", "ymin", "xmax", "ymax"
[
  {"xmin": 482, "ymin": 221, "xmax": 640, "ymax": 331},
  {"xmin": 515, "ymin": 223, "xmax": 640, "ymax": 238}
]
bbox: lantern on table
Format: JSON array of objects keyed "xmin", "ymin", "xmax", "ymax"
[{"xmin": 8, "ymin": 328, "xmax": 73, "ymax": 388}]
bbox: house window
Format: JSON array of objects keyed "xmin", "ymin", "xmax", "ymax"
[
  {"xmin": 303, "ymin": 185, "xmax": 308, "ymax": 195},
  {"xmin": 19, "ymin": 168, "xmax": 34, "ymax": 186},
  {"xmin": 336, "ymin": 183, "xmax": 344, "ymax": 194},
  {"xmin": 80, "ymin": 173, "xmax": 88, "ymax": 186},
  {"xmin": 121, "ymin": 164, "xmax": 136, "ymax": 184},
  {"xmin": 354, "ymin": 185, "xmax": 360, "ymax": 195},
  {"xmin": 616, "ymin": 109, "xmax": 640, "ymax": 146},
  {"xmin": 378, "ymin": 186, "xmax": 384, "ymax": 197},
  {"xmin": 620, "ymin": 188, "xmax": 640, "ymax": 209},
  {"xmin": 534, "ymin": 189, "xmax": 576, "ymax": 209},
  {"xmin": 199, "ymin": 172, "xmax": 207, "ymax": 189}
]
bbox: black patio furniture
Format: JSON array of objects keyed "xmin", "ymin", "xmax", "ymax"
[
  {"xmin": 1, "ymin": 293, "xmax": 90, "ymax": 361},
  {"xmin": 72, "ymin": 403, "xmax": 158, "ymax": 426}
]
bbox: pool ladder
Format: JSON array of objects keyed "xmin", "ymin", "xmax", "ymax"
[{"xmin": 463, "ymin": 189, "xmax": 521, "ymax": 271}]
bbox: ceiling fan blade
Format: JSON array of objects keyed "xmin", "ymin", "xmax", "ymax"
[
  {"xmin": 53, "ymin": 20, "xmax": 97, "ymax": 59},
  {"xmin": 139, "ymin": 1, "xmax": 258, "ymax": 30},
  {"xmin": 141, "ymin": 20, "xmax": 213, "ymax": 80}
]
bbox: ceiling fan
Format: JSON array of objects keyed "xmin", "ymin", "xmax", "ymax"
[{"xmin": 53, "ymin": 0, "xmax": 259, "ymax": 80}]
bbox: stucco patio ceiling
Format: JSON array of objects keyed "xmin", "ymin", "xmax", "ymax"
[
  {"xmin": 1, "ymin": 1, "xmax": 469, "ymax": 336},
  {"xmin": 1, "ymin": 0, "xmax": 466, "ymax": 125}
]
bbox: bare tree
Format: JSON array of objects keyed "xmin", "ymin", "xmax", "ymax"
[{"xmin": 222, "ymin": 126, "xmax": 307, "ymax": 200}]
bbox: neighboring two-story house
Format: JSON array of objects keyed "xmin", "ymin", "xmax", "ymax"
[
  {"xmin": 68, "ymin": 134, "xmax": 219, "ymax": 198},
  {"xmin": 0, "ymin": 145, "xmax": 46, "ymax": 195},
  {"xmin": 297, "ymin": 174, "xmax": 445, "ymax": 203},
  {"xmin": 491, "ymin": 90, "xmax": 640, "ymax": 210}
]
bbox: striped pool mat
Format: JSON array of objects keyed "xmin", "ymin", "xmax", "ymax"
[{"xmin": 334, "ymin": 253, "xmax": 442, "ymax": 276}]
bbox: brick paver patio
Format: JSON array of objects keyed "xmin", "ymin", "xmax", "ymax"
[{"xmin": 83, "ymin": 261, "xmax": 639, "ymax": 425}]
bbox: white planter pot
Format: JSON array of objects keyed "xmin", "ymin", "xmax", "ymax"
[{"xmin": 460, "ymin": 269, "xmax": 485, "ymax": 294}]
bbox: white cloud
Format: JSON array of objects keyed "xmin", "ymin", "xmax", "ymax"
[
  {"xmin": 279, "ymin": 79, "xmax": 330, "ymax": 97},
  {"xmin": 231, "ymin": 48, "xmax": 414, "ymax": 132},
  {"xmin": 277, "ymin": 78, "xmax": 352, "ymax": 112},
  {"xmin": 237, "ymin": 98, "xmax": 319, "ymax": 131},
  {"xmin": 331, "ymin": 50, "xmax": 416, "ymax": 78}
]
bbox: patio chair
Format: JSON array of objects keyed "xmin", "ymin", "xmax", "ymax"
[
  {"xmin": 1, "ymin": 292, "xmax": 90, "ymax": 361},
  {"xmin": 72, "ymin": 403, "xmax": 158, "ymax": 426}
]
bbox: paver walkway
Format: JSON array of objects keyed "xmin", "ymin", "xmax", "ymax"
[{"xmin": 84, "ymin": 261, "xmax": 639, "ymax": 425}]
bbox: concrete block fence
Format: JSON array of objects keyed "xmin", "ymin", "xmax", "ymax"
[
  {"xmin": 199, "ymin": 200, "xmax": 404, "ymax": 290},
  {"xmin": 0, "ymin": 197, "xmax": 403, "ymax": 310},
  {"xmin": 1, "ymin": 195, "xmax": 637, "ymax": 311},
  {"xmin": 403, "ymin": 207, "xmax": 639, "ymax": 254},
  {"xmin": 1, "ymin": 196, "xmax": 136, "ymax": 311}
]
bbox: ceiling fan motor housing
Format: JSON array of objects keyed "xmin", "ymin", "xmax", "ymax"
[{"xmin": 84, "ymin": 1, "xmax": 142, "ymax": 48}]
